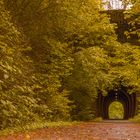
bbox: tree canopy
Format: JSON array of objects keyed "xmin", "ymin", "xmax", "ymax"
[{"xmin": 0, "ymin": 0, "xmax": 140, "ymax": 129}]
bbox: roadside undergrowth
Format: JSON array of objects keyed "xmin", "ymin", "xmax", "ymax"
[{"xmin": 0, "ymin": 121, "xmax": 79, "ymax": 136}]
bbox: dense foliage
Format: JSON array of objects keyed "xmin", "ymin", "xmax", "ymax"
[
  {"xmin": 0, "ymin": 0, "xmax": 140, "ymax": 130},
  {"xmin": 125, "ymin": 0, "xmax": 140, "ymax": 43},
  {"xmin": 0, "ymin": 0, "xmax": 37, "ymax": 129}
]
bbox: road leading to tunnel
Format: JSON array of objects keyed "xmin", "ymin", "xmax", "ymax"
[{"xmin": 0, "ymin": 121, "xmax": 140, "ymax": 140}]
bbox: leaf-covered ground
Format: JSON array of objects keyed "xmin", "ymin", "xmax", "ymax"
[{"xmin": 0, "ymin": 122, "xmax": 140, "ymax": 140}]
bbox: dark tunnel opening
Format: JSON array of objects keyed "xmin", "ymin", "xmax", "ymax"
[{"xmin": 98, "ymin": 87, "xmax": 136, "ymax": 120}]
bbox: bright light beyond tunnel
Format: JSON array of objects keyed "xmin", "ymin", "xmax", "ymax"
[{"xmin": 109, "ymin": 101, "xmax": 124, "ymax": 119}]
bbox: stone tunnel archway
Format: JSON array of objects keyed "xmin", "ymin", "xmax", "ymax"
[{"xmin": 98, "ymin": 87, "xmax": 136, "ymax": 120}]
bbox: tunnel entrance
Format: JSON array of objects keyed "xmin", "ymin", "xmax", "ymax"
[{"xmin": 98, "ymin": 87, "xmax": 136, "ymax": 120}]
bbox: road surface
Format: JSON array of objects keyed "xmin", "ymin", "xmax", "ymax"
[{"xmin": 0, "ymin": 121, "xmax": 140, "ymax": 140}]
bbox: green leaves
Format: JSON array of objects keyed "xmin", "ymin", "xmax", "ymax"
[
  {"xmin": 125, "ymin": 0, "xmax": 140, "ymax": 43},
  {"xmin": 0, "ymin": 0, "xmax": 140, "ymax": 127},
  {"xmin": 108, "ymin": 43, "xmax": 140, "ymax": 93}
]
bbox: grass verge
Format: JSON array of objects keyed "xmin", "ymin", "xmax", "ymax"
[
  {"xmin": 129, "ymin": 114, "xmax": 140, "ymax": 123},
  {"xmin": 0, "ymin": 121, "xmax": 79, "ymax": 136}
]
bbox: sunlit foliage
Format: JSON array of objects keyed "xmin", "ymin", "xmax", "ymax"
[{"xmin": 0, "ymin": 0, "xmax": 140, "ymax": 130}]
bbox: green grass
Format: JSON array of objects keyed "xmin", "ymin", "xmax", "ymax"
[
  {"xmin": 92, "ymin": 117, "xmax": 103, "ymax": 122},
  {"xmin": 0, "ymin": 121, "xmax": 79, "ymax": 136},
  {"xmin": 129, "ymin": 114, "xmax": 140, "ymax": 123},
  {"xmin": 0, "ymin": 118, "xmax": 104, "ymax": 136}
]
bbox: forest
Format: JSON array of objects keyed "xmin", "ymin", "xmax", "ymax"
[{"xmin": 0, "ymin": 0, "xmax": 140, "ymax": 131}]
